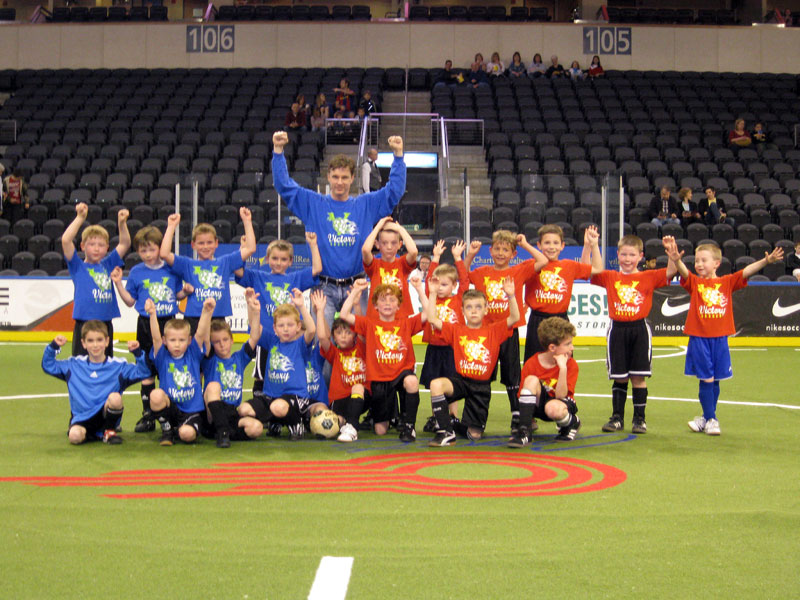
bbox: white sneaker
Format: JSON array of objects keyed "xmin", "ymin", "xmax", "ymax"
[
  {"xmin": 704, "ymin": 418, "xmax": 721, "ymax": 436},
  {"xmin": 337, "ymin": 423, "xmax": 358, "ymax": 443},
  {"xmin": 688, "ymin": 416, "xmax": 707, "ymax": 433}
]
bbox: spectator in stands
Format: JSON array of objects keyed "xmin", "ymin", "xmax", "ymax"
[
  {"xmin": 360, "ymin": 148, "xmax": 382, "ymax": 194},
  {"xmin": 528, "ymin": 53, "xmax": 547, "ymax": 78},
  {"xmin": 434, "ymin": 59, "xmax": 462, "ymax": 89},
  {"xmin": 545, "ymin": 55, "xmax": 566, "ymax": 79},
  {"xmin": 752, "ymin": 122, "xmax": 768, "ymax": 145},
  {"xmin": 334, "ymin": 78, "xmax": 356, "ymax": 113},
  {"xmin": 310, "ymin": 107, "xmax": 325, "ymax": 132},
  {"xmin": 410, "ymin": 254, "xmax": 431, "ymax": 282},
  {"xmin": 473, "ymin": 53, "xmax": 486, "ymax": 71},
  {"xmin": 786, "ymin": 241, "xmax": 800, "ymax": 280},
  {"xmin": 314, "ymin": 92, "xmax": 330, "ymax": 121},
  {"xmin": 296, "ymin": 93, "xmax": 311, "ymax": 122},
  {"xmin": 698, "ymin": 186, "xmax": 735, "ymax": 227},
  {"xmin": 486, "ymin": 52, "xmax": 505, "ymax": 77},
  {"xmin": 728, "ymin": 118, "xmax": 752, "ymax": 149},
  {"xmin": 359, "ymin": 89, "xmax": 377, "ymax": 114},
  {"xmin": 285, "ymin": 102, "xmax": 306, "ymax": 130},
  {"xmin": 467, "ymin": 62, "xmax": 489, "ymax": 88},
  {"xmin": 1, "ymin": 165, "xmax": 28, "ymax": 225},
  {"xmin": 649, "ymin": 186, "xmax": 680, "ymax": 228},
  {"xmin": 568, "ymin": 60, "xmax": 585, "ymax": 80},
  {"xmin": 678, "ymin": 187, "xmax": 702, "ymax": 228},
  {"xmin": 588, "ymin": 55, "xmax": 605, "ymax": 78},
  {"xmin": 507, "ymin": 52, "xmax": 527, "ymax": 79}
]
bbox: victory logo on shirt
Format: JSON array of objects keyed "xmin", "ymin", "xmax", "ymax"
[
  {"xmin": 375, "ymin": 325, "xmax": 405, "ymax": 364},
  {"xmin": 458, "ymin": 335, "xmax": 492, "ymax": 377},
  {"xmin": 327, "ymin": 212, "xmax": 358, "ymax": 247},
  {"xmin": 613, "ymin": 280, "xmax": 643, "ymax": 317},
  {"xmin": 378, "ymin": 267, "xmax": 402, "ymax": 288},
  {"xmin": 484, "ymin": 277, "xmax": 509, "ymax": 313},
  {"xmin": 217, "ymin": 362, "xmax": 242, "ymax": 390},
  {"xmin": 698, "ymin": 283, "xmax": 728, "ymax": 318},
  {"xmin": 268, "ymin": 347, "xmax": 294, "ymax": 382},
  {"xmin": 194, "ymin": 266, "xmax": 222, "ymax": 289},
  {"xmin": 168, "ymin": 363, "xmax": 194, "ymax": 388},
  {"xmin": 88, "ymin": 267, "xmax": 113, "ymax": 303},
  {"xmin": 339, "ymin": 350, "xmax": 366, "ymax": 385},
  {"xmin": 436, "ymin": 298, "xmax": 458, "ymax": 323},
  {"xmin": 306, "ymin": 361, "xmax": 321, "ymax": 395},
  {"xmin": 535, "ymin": 267, "xmax": 568, "ymax": 305},
  {"xmin": 143, "ymin": 277, "xmax": 176, "ymax": 305},
  {"xmin": 265, "ymin": 282, "xmax": 291, "ymax": 307}
]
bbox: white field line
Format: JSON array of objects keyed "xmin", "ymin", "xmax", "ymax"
[{"xmin": 308, "ymin": 556, "xmax": 354, "ymax": 600}]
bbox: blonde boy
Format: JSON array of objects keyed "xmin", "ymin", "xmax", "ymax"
[{"xmin": 362, "ymin": 216, "xmax": 419, "ymax": 319}]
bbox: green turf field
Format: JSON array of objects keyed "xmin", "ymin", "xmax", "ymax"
[{"xmin": 0, "ymin": 342, "xmax": 798, "ymax": 599}]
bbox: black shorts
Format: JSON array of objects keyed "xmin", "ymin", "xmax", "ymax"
[
  {"xmin": 420, "ymin": 344, "xmax": 457, "ymax": 388},
  {"xmin": 164, "ymin": 406, "xmax": 204, "ymax": 436},
  {"xmin": 370, "ymin": 369, "xmax": 416, "ymax": 423},
  {"xmin": 136, "ymin": 314, "xmax": 171, "ymax": 374},
  {"xmin": 249, "ymin": 393, "xmax": 312, "ymax": 423},
  {"xmin": 524, "ymin": 310, "xmax": 568, "ymax": 362},
  {"xmin": 492, "ymin": 328, "xmax": 521, "ymax": 387},
  {"xmin": 606, "ymin": 319, "xmax": 653, "ymax": 380},
  {"xmin": 208, "ymin": 402, "xmax": 251, "ymax": 441},
  {"xmin": 67, "ymin": 407, "xmax": 111, "ymax": 441},
  {"xmin": 253, "ymin": 344, "xmax": 268, "ymax": 383},
  {"xmin": 447, "ymin": 374, "xmax": 492, "ymax": 431},
  {"xmin": 72, "ymin": 319, "xmax": 114, "ymax": 359},
  {"xmin": 533, "ymin": 395, "xmax": 578, "ymax": 422}
]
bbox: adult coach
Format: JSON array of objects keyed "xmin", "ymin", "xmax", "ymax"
[{"xmin": 271, "ymin": 131, "xmax": 406, "ymax": 328}]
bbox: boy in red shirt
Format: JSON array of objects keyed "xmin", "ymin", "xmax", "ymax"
[
  {"xmin": 465, "ymin": 230, "xmax": 547, "ymax": 438},
  {"xmin": 590, "ymin": 234, "xmax": 677, "ymax": 434},
  {"xmin": 420, "ymin": 239, "xmax": 470, "ymax": 432},
  {"xmin": 425, "ymin": 278, "xmax": 519, "ymax": 445},
  {"xmin": 663, "ymin": 239, "xmax": 783, "ymax": 435},
  {"xmin": 362, "ymin": 216, "xmax": 418, "ymax": 320},
  {"xmin": 510, "ymin": 317, "xmax": 580, "ymax": 447},
  {"xmin": 340, "ymin": 276, "xmax": 428, "ymax": 442},
  {"xmin": 311, "ymin": 290, "xmax": 368, "ymax": 443}
]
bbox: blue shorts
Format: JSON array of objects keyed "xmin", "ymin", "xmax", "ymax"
[{"xmin": 684, "ymin": 336, "xmax": 732, "ymax": 381}]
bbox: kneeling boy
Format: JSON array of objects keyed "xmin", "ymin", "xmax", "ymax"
[
  {"xmin": 42, "ymin": 321, "xmax": 150, "ymax": 445},
  {"xmin": 425, "ymin": 279, "xmax": 519, "ymax": 445},
  {"xmin": 511, "ymin": 317, "xmax": 580, "ymax": 447}
]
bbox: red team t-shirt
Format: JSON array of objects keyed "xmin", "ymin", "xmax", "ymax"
[
  {"xmin": 519, "ymin": 353, "xmax": 579, "ymax": 400},
  {"xmin": 321, "ymin": 340, "xmax": 368, "ymax": 401},
  {"xmin": 468, "ymin": 260, "xmax": 539, "ymax": 327},
  {"xmin": 525, "ymin": 259, "xmax": 592, "ymax": 314},
  {"xmin": 680, "ymin": 271, "xmax": 746, "ymax": 338},
  {"xmin": 423, "ymin": 259, "xmax": 469, "ymax": 345},
  {"xmin": 364, "ymin": 257, "xmax": 415, "ymax": 319},
  {"xmin": 352, "ymin": 314, "xmax": 423, "ymax": 381},
  {"xmin": 590, "ymin": 269, "xmax": 669, "ymax": 321},
  {"xmin": 439, "ymin": 321, "xmax": 513, "ymax": 381}
]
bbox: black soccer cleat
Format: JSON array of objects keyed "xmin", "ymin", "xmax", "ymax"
[
  {"xmin": 287, "ymin": 422, "xmax": 304, "ymax": 441},
  {"xmin": 631, "ymin": 417, "xmax": 647, "ymax": 434},
  {"xmin": 507, "ymin": 427, "xmax": 530, "ymax": 448},
  {"xmin": 266, "ymin": 422, "xmax": 282, "ymax": 438},
  {"xmin": 216, "ymin": 429, "xmax": 231, "ymax": 448},
  {"xmin": 555, "ymin": 416, "xmax": 582, "ymax": 442},
  {"xmin": 422, "ymin": 415, "xmax": 437, "ymax": 433},
  {"xmin": 398, "ymin": 423, "xmax": 416, "ymax": 443},
  {"xmin": 134, "ymin": 411, "xmax": 156, "ymax": 433},
  {"xmin": 159, "ymin": 426, "xmax": 174, "ymax": 446},
  {"xmin": 428, "ymin": 430, "xmax": 456, "ymax": 447},
  {"xmin": 602, "ymin": 415, "xmax": 623, "ymax": 432},
  {"xmin": 103, "ymin": 429, "xmax": 123, "ymax": 445}
]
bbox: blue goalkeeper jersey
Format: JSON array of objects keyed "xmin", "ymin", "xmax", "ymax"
[
  {"xmin": 41, "ymin": 342, "xmax": 150, "ymax": 424},
  {"xmin": 152, "ymin": 341, "xmax": 205, "ymax": 413},
  {"xmin": 202, "ymin": 343, "xmax": 256, "ymax": 407}
]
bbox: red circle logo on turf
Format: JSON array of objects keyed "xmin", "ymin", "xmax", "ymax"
[{"xmin": 0, "ymin": 452, "xmax": 626, "ymax": 498}]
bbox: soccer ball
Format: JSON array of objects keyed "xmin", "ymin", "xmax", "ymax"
[{"xmin": 309, "ymin": 408, "xmax": 340, "ymax": 439}]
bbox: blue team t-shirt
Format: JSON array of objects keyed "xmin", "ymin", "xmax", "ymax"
[
  {"xmin": 171, "ymin": 251, "xmax": 245, "ymax": 317},
  {"xmin": 152, "ymin": 341, "xmax": 205, "ymax": 413},
  {"xmin": 306, "ymin": 340, "xmax": 329, "ymax": 406},
  {"xmin": 68, "ymin": 250, "xmax": 124, "ymax": 320},
  {"xmin": 125, "ymin": 262, "xmax": 182, "ymax": 317},
  {"xmin": 235, "ymin": 267, "xmax": 318, "ymax": 328},
  {"xmin": 258, "ymin": 329, "xmax": 312, "ymax": 398},
  {"xmin": 202, "ymin": 342, "xmax": 256, "ymax": 407}
]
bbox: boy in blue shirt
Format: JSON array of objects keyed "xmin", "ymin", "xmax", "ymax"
[
  {"xmin": 111, "ymin": 226, "xmax": 191, "ymax": 434},
  {"xmin": 201, "ymin": 288, "xmax": 264, "ymax": 447},
  {"xmin": 160, "ymin": 208, "xmax": 256, "ymax": 333},
  {"xmin": 271, "ymin": 131, "xmax": 406, "ymax": 329},
  {"xmin": 41, "ymin": 321, "xmax": 151, "ymax": 445},
  {"xmin": 235, "ymin": 232, "xmax": 322, "ymax": 395},
  {"xmin": 61, "ymin": 202, "xmax": 131, "ymax": 358},
  {"xmin": 240, "ymin": 289, "xmax": 323, "ymax": 440},
  {"xmin": 146, "ymin": 296, "xmax": 215, "ymax": 445}
]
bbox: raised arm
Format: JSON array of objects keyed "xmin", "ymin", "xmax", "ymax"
[
  {"xmin": 340, "ymin": 279, "xmax": 369, "ymax": 325},
  {"xmin": 244, "ymin": 287, "xmax": 262, "ymax": 350},
  {"xmin": 239, "ymin": 206, "xmax": 257, "ymax": 261},
  {"xmin": 291, "ymin": 288, "xmax": 316, "ymax": 344},
  {"xmin": 116, "ymin": 208, "xmax": 131, "ymax": 258},
  {"xmin": 111, "ymin": 266, "xmax": 135, "ymax": 307},
  {"xmin": 426, "ymin": 277, "xmax": 443, "ymax": 331},
  {"xmin": 743, "ymin": 247, "xmax": 784, "ymax": 280},
  {"xmin": 583, "ymin": 226, "xmax": 604, "ymax": 275},
  {"xmin": 362, "ymin": 216, "xmax": 392, "ymax": 266},
  {"xmin": 160, "ymin": 212, "xmax": 180, "ymax": 266},
  {"xmin": 465, "ymin": 240, "xmax": 482, "ymax": 267},
  {"xmin": 145, "ymin": 299, "xmax": 162, "ymax": 357},
  {"xmin": 195, "ymin": 297, "xmax": 216, "ymax": 353},
  {"xmin": 389, "ymin": 221, "xmax": 418, "ymax": 267},
  {"xmin": 310, "ymin": 290, "xmax": 331, "ymax": 352},
  {"xmin": 388, "ymin": 135, "xmax": 403, "ymax": 158},
  {"xmin": 515, "ymin": 234, "xmax": 549, "ymax": 271},
  {"xmin": 662, "ymin": 236, "xmax": 689, "ymax": 279},
  {"xmin": 306, "ymin": 231, "xmax": 322, "ymax": 277},
  {"xmin": 502, "ymin": 278, "xmax": 520, "ymax": 327},
  {"xmin": 61, "ymin": 202, "xmax": 88, "ymax": 261},
  {"xmin": 409, "ymin": 274, "xmax": 428, "ymax": 321}
]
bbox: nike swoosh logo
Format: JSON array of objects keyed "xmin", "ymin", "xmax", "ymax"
[
  {"xmin": 772, "ymin": 299, "xmax": 800, "ymax": 317},
  {"xmin": 661, "ymin": 299, "xmax": 690, "ymax": 317}
]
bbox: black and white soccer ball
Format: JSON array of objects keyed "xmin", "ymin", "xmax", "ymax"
[{"xmin": 309, "ymin": 408, "xmax": 340, "ymax": 439}]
